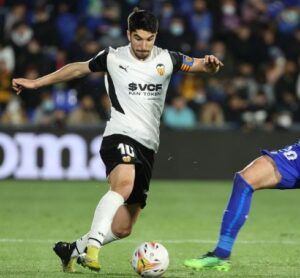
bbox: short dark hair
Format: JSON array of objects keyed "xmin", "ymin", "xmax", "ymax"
[{"xmin": 127, "ymin": 8, "xmax": 158, "ymax": 33}]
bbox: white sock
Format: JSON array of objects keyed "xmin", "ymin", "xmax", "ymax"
[
  {"xmin": 71, "ymin": 227, "xmax": 120, "ymax": 257},
  {"xmin": 102, "ymin": 228, "xmax": 120, "ymax": 245},
  {"xmin": 88, "ymin": 190, "xmax": 124, "ymax": 248},
  {"xmin": 71, "ymin": 233, "xmax": 89, "ymax": 257}
]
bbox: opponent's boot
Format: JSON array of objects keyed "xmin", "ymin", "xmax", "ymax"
[{"xmin": 184, "ymin": 252, "xmax": 230, "ymax": 272}]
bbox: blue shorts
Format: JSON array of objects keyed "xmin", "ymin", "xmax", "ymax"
[{"xmin": 262, "ymin": 142, "xmax": 300, "ymax": 189}]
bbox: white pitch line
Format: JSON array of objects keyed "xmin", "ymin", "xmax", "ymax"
[{"xmin": 0, "ymin": 238, "xmax": 300, "ymax": 245}]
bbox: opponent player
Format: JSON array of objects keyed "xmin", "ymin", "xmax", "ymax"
[
  {"xmin": 184, "ymin": 142, "xmax": 300, "ymax": 271},
  {"xmin": 12, "ymin": 8, "xmax": 223, "ymax": 273}
]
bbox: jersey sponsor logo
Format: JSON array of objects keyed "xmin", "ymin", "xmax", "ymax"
[
  {"xmin": 128, "ymin": 82, "xmax": 162, "ymax": 92},
  {"xmin": 156, "ymin": 63, "xmax": 165, "ymax": 76},
  {"xmin": 128, "ymin": 82, "xmax": 163, "ymax": 97}
]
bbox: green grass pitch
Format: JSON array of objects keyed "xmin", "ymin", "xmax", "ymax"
[{"xmin": 1, "ymin": 180, "xmax": 300, "ymax": 277}]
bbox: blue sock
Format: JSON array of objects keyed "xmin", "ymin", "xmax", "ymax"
[{"xmin": 213, "ymin": 173, "xmax": 254, "ymax": 258}]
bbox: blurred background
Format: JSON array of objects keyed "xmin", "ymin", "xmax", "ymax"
[{"xmin": 0, "ymin": 0, "xmax": 300, "ymax": 180}]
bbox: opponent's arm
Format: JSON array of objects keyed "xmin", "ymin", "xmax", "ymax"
[{"xmin": 12, "ymin": 61, "xmax": 91, "ymax": 95}]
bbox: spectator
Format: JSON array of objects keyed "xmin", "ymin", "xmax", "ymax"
[
  {"xmin": 163, "ymin": 95, "xmax": 196, "ymax": 129},
  {"xmin": 24, "ymin": 39, "xmax": 54, "ymax": 75},
  {"xmin": 210, "ymin": 40, "xmax": 235, "ymax": 78},
  {"xmin": 52, "ymin": 83, "xmax": 78, "ymax": 112},
  {"xmin": 277, "ymin": 2, "xmax": 300, "ymax": 36},
  {"xmin": 1, "ymin": 96, "xmax": 28, "ymax": 125},
  {"xmin": 67, "ymin": 95, "xmax": 101, "ymax": 126},
  {"xmin": 98, "ymin": 22, "xmax": 126, "ymax": 49},
  {"xmin": 68, "ymin": 24, "xmax": 94, "ymax": 62},
  {"xmin": 4, "ymin": 3, "xmax": 27, "ymax": 39},
  {"xmin": 10, "ymin": 21, "xmax": 33, "ymax": 75},
  {"xmin": 189, "ymin": 0, "xmax": 213, "ymax": 53},
  {"xmin": 241, "ymin": 91, "xmax": 271, "ymax": 130},
  {"xmin": 0, "ymin": 60, "xmax": 12, "ymax": 109},
  {"xmin": 159, "ymin": 1, "xmax": 175, "ymax": 31},
  {"xmin": 10, "ymin": 21, "xmax": 33, "ymax": 49},
  {"xmin": 159, "ymin": 15, "xmax": 195, "ymax": 55},
  {"xmin": 219, "ymin": 0, "xmax": 240, "ymax": 35},
  {"xmin": 0, "ymin": 42, "xmax": 15, "ymax": 73},
  {"xmin": 228, "ymin": 25, "xmax": 258, "ymax": 66},
  {"xmin": 274, "ymin": 60, "xmax": 300, "ymax": 124},
  {"xmin": 32, "ymin": 91, "xmax": 56, "ymax": 126},
  {"xmin": 200, "ymin": 102, "xmax": 225, "ymax": 126},
  {"xmin": 55, "ymin": 2, "xmax": 78, "ymax": 48},
  {"xmin": 31, "ymin": 2, "xmax": 59, "ymax": 47}
]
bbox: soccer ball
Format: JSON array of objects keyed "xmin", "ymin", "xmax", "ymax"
[{"xmin": 131, "ymin": 241, "xmax": 169, "ymax": 277}]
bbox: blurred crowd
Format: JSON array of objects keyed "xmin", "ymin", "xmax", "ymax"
[{"xmin": 0, "ymin": 0, "xmax": 300, "ymax": 131}]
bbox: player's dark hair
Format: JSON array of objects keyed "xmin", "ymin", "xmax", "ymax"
[{"xmin": 128, "ymin": 8, "xmax": 158, "ymax": 33}]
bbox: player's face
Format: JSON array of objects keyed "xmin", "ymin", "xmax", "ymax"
[{"xmin": 127, "ymin": 29, "xmax": 157, "ymax": 60}]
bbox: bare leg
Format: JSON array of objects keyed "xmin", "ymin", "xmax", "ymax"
[
  {"xmin": 73, "ymin": 204, "xmax": 142, "ymax": 253},
  {"xmin": 79, "ymin": 164, "xmax": 135, "ymax": 271},
  {"xmin": 88, "ymin": 164, "xmax": 135, "ymax": 247},
  {"xmin": 239, "ymin": 155, "xmax": 281, "ymax": 190},
  {"xmin": 111, "ymin": 203, "xmax": 142, "ymax": 239}
]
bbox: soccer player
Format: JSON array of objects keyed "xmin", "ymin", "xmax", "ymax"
[
  {"xmin": 184, "ymin": 142, "xmax": 300, "ymax": 272},
  {"xmin": 12, "ymin": 8, "xmax": 223, "ymax": 273}
]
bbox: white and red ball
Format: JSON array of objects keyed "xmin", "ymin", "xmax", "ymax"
[{"xmin": 131, "ymin": 241, "xmax": 169, "ymax": 277}]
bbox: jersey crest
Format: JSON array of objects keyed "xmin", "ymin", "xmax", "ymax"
[{"xmin": 156, "ymin": 63, "xmax": 165, "ymax": 76}]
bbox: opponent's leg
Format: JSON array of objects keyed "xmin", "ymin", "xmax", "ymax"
[{"xmin": 184, "ymin": 155, "xmax": 281, "ymax": 271}]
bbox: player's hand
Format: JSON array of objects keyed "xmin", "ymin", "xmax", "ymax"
[
  {"xmin": 203, "ymin": 55, "xmax": 224, "ymax": 74},
  {"xmin": 12, "ymin": 78, "xmax": 38, "ymax": 95}
]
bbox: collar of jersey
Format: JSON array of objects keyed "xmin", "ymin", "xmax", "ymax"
[{"xmin": 127, "ymin": 44, "xmax": 154, "ymax": 62}]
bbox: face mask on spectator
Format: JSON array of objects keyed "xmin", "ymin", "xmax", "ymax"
[
  {"xmin": 110, "ymin": 27, "xmax": 121, "ymax": 38},
  {"xmin": 222, "ymin": 5, "xmax": 236, "ymax": 15},
  {"xmin": 170, "ymin": 24, "xmax": 184, "ymax": 36},
  {"xmin": 42, "ymin": 100, "xmax": 55, "ymax": 112},
  {"xmin": 282, "ymin": 10, "xmax": 299, "ymax": 23}
]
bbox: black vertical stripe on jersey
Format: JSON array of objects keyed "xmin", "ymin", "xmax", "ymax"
[
  {"xmin": 107, "ymin": 73, "xmax": 125, "ymax": 114},
  {"xmin": 168, "ymin": 51, "xmax": 182, "ymax": 73}
]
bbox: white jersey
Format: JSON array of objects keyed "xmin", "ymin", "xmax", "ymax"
[{"xmin": 89, "ymin": 44, "xmax": 192, "ymax": 152}]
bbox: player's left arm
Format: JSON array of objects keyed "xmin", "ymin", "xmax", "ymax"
[
  {"xmin": 170, "ymin": 51, "xmax": 224, "ymax": 74},
  {"xmin": 188, "ymin": 55, "xmax": 224, "ymax": 74}
]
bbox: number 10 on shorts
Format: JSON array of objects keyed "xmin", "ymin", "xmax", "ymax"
[{"xmin": 118, "ymin": 143, "xmax": 135, "ymax": 157}]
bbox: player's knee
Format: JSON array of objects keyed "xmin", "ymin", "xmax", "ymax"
[
  {"xmin": 114, "ymin": 226, "xmax": 132, "ymax": 239},
  {"xmin": 234, "ymin": 171, "xmax": 255, "ymax": 190},
  {"xmin": 237, "ymin": 171, "xmax": 248, "ymax": 182}
]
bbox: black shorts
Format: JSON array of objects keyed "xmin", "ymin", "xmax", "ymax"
[{"xmin": 100, "ymin": 134, "xmax": 155, "ymax": 209}]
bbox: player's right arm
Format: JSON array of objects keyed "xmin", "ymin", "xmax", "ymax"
[{"xmin": 12, "ymin": 62, "xmax": 91, "ymax": 95}]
